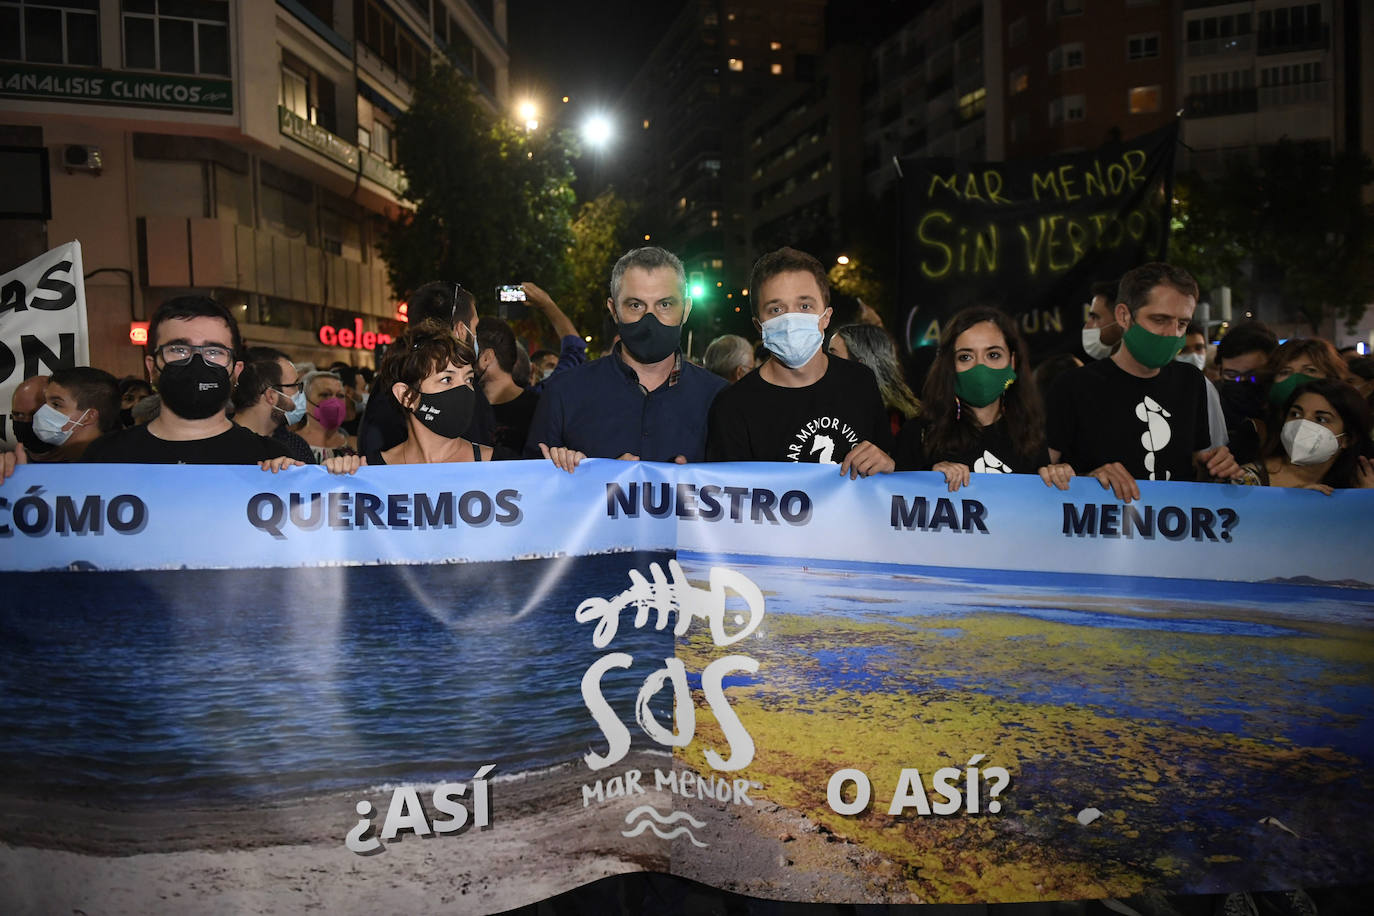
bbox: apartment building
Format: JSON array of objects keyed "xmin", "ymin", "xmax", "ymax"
[{"xmin": 0, "ymin": 0, "xmax": 508, "ymax": 377}]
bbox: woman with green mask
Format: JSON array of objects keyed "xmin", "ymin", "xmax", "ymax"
[
  {"xmin": 896, "ymin": 307, "xmax": 1061, "ymax": 491},
  {"xmin": 1227, "ymin": 337, "xmax": 1351, "ymax": 464}
]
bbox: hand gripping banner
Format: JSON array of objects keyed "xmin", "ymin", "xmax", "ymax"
[{"xmin": 1, "ymin": 460, "xmax": 1370, "ymax": 910}]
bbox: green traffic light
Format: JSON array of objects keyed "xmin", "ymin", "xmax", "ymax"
[{"xmin": 691, "ymin": 283, "xmax": 705, "ymax": 298}]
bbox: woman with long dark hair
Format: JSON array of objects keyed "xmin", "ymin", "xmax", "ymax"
[
  {"xmin": 1236, "ymin": 377, "xmax": 1374, "ymax": 492},
  {"xmin": 896, "ymin": 306, "xmax": 1066, "ymax": 491},
  {"xmin": 827, "ymin": 323, "xmax": 922, "ymax": 437}
]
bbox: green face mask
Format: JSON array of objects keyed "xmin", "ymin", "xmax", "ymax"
[
  {"xmin": 955, "ymin": 364, "xmax": 1017, "ymax": 408},
  {"xmin": 1122, "ymin": 322, "xmax": 1186, "ymax": 369},
  {"xmin": 1268, "ymin": 372, "xmax": 1317, "ymax": 407}
]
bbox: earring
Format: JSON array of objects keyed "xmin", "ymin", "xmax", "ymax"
[{"xmin": 955, "ymin": 396, "xmax": 962, "ymax": 421}]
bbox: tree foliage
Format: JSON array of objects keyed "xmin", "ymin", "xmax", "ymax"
[
  {"xmin": 1170, "ymin": 141, "xmax": 1374, "ymax": 331},
  {"xmin": 381, "ymin": 61, "xmax": 578, "ymax": 306},
  {"xmin": 566, "ymin": 189, "xmax": 631, "ymax": 342}
]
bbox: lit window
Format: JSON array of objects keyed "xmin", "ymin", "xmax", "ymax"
[
  {"xmin": 1009, "ymin": 67, "xmax": 1028, "ymax": 94},
  {"xmin": 642, "ymin": 118, "xmax": 650, "ymax": 129},
  {"xmin": 769, "ymin": 40, "xmax": 782, "ymax": 51},
  {"xmin": 770, "ymin": 62, "xmax": 782, "ymax": 75},
  {"xmin": 1129, "ymin": 85, "xmax": 1161, "ymax": 114},
  {"xmin": 728, "ymin": 58, "xmax": 743, "ymax": 71}
]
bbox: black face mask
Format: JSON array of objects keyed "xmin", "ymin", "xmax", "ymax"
[
  {"xmin": 120, "ymin": 407, "xmax": 135, "ymax": 428},
  {"xmin": 413, "ymin": 384, "xmax": 475, "ymax": 439},
  {"xmin": 11, "ymin": 420, "xmax": 55, "ymax": 455},
  {"xmin": 1218, "ymin": 378, "xmax": 1266, "ymax": 421},
  {"xmin": 617, "ymin": 312, "xmax": 682, "ymax": 364},
  {"xmin": 157, "ymin": 354, "xmax": 232, "ymax": 420}
]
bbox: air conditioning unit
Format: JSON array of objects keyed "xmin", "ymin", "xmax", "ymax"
[{"xmin": 63, "ymin": 144, "xmax": 102, "ymax": 175}]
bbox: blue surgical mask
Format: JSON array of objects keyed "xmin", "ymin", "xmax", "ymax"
[
  {"xmin": 761, "ymin": 313, "xmax": 825, "ymax": 369},
  {"xmin": 275, "ymin": 388, "xmax": 308, "ymax": 425},
  {"xmin": 33, "ymin": 403, "xmax": 90, "ymax": 446}
]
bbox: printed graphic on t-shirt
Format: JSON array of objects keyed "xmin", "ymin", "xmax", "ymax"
[
  {"xmin": 1136, "ymin": 395, "xmax": 1173, "ymax": 481},
  {"xmin": 786, "ymin": 417, "xmax": 860, "ymax": 463},
  {"xmin": 973, "ymin": 450, "xmax": 1012, "ymax": 474}
]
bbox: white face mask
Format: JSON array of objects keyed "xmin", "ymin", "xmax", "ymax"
[
  {"xmin": 33, "ymin": 403, "xmax": 91, "ymax": 446},
  {"xmin": 761, "ymin": 312, "xmax": 825, "ymax": 369},
  {"xmin": 1280, "ymin": 418, "xmax": 1343, "ymax": 466},
  {"xmin": 1081, "ymin": 326, "xmax": 1114, "ymax": 360},
  {"xmin": 1176, "ymin": 351, "xmax": 1206, "ymax": 371}
]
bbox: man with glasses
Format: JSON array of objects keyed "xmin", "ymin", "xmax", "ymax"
[
  {"xmin": 356, "ymin": 280, "xmax": 495, "ymax": 455},
  {"xmin": 82, "ymin": 296, "xmax": 290, "ymax": 464},
  {"xmin": 1214, "ymin": 320, "xmax": 1279, "ymax": 432},
  {"xmin": 230, "ymin": 346, "xmax": 313, "ymax": 463}
]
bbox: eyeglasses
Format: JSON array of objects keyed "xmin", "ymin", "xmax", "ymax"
[
  {"xmin": 156, "ymin": 343, "xmax": 234, "ymax": 367},
  {"xmin": 1220, "ymin": 370, "xmax": 1259, "ymax": 383},
  {"xmin": 276, "ymin": 380, "xmax": 304, "ymax": 394}
]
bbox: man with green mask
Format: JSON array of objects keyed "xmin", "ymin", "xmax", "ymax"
[{"xmin": 1046, "ymin": 262, "xmax": 1241, "ymax": 502}]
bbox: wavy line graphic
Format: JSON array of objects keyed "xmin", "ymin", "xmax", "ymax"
[
  {"xmin": 620, "ymin": 820, "xmax": 709, "ymax": 847},
  {"xmin": 623, "ymin": 806, "xmax": 706, "ymax": 829}
]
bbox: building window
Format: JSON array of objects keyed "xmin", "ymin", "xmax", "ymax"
[
  {"xmin": 1129, "ymin": 85, "xmax": 1161, "ymax": 114},
  {"xmin": 1, "ymin": 0, "xmax": 100, "ymax": 66},
  {"xmin": 281, "ymin": 66, "xmax": 310, "ymax": 120},
  {"xmin": 769, "ymin": 40, "xmax": 782, "ymax": 51},
  {"xmin": 1047, "ymin": 0, "xmax": 1084, "ymax": 20},
  {"xmin": 122, "ymin": 0, "xmax": 230, "ymax": 77},
  {"xmin": 1008, "ymin": 16, "xmax": 1026, "ymax": 48},
  {"xmin": 1048, "ymin": 43, "xmax": 1084, "ymax": 73},
  {"xmin": 770, "ymin": 62, "xmax": 782, "ymax": 75},
  {"xmin": 727, "ymin": 58, "xmax": 743, "ymax": 72},
  {"xmin": 357, "ymin": 0, "xmax": 427, "ymax": 82},
  {"xmin": 370, "ymin": 118, "xmax": 393, "ymax": 161},
  {"xmin": 1009, "ymin": 66, "xmax": 1028, "ymax": 95},
  {"xmin": 1049, "ymin": 94, "xmax": 1085, "ymax": 124},
  {"xmin": 1127, "ymin": 33, "xmax": 1160, "ymax": 61}
]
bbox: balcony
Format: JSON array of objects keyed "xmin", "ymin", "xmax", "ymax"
[
  {"xmin": 1258, "ymin": 25, "xmax": 1330, "ymax": 55},
  {"xmin": 1186, "ymin": 33, "xmax": 1254, "ymax": 57},
  {"xmin": 1184, "ymin": 88, "xmax": 1258, "ymax": 118},
  {"xmin": 1259, "ymin": 80, "xmax": 1330, "ymax": 108},
  {"xmin": 278, "ymin": 106, "xmax": 407, "ymax": 195}
]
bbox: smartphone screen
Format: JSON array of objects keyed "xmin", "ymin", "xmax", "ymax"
[{"xmin": 496, "ymin": 285, "xmax": 529, "ymax": 319}]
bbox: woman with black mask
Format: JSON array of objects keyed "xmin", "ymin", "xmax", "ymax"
[{"xmin": 325, "ymin": 319, "xmax": 516, "ymax": 472}]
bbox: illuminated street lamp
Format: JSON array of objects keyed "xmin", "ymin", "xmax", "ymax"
[
  {"xmin": 518, "ymin": 99, "xmax": 538, "ymax": 132},
  {"xmin": 837, "ymin": 254, "xmax": 850, "ymax": 265},
  {"xmin": 583, "ymin": 115, "xmax": 613, "ymax": 149}
]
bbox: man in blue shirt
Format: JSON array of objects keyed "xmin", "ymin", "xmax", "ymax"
[{"xmin": 524, "ymin": 247, "xmax": 726, "ymax": 468}]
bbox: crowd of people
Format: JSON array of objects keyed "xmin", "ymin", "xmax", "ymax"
[{"xmin": 4, "ymin": 245, "xmax": 1373, "ymax": 498}]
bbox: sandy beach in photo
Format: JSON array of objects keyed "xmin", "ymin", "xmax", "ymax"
[{"xmin": 0, "ymin": 748, "xmax": 916, "ymax": 914}]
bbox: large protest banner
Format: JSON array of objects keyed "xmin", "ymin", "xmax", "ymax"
[
  {"xmin": 1, "ymin": 460, "xmax": 1370, "ymax": 912},
  {"xmin": 898, "ymin": 124, "xmax": 1177, "ymax": 358},
  {"xmin": 0, "ymin": 241, "xmax": 90, "ymax": 447}
]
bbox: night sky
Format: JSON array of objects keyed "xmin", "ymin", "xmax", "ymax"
[{"xmin": 506, "ymin": 0, "xmax": 686, "ymax": 126}]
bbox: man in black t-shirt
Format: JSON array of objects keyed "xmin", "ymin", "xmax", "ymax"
[
  {"xmin": 707, "ymin": 247, "xmax": 894, "ymax": 478},
  {"xmin": 476, "ymin": 316, "xmax": 539, "ymax": 452},
  {"xmin": 82, "ymin": 296, "xmax": 289, "ymax": 466},
  {"xmin": 1046, "ymin": 263, "xmax": 1239, "ymax": 501}
]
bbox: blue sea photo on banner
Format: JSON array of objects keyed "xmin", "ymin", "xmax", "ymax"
[{"xmin": 0, "ymin": 461, "xmax": 1371, "ymax": 911}]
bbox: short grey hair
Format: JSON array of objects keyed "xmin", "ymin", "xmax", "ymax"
[
  {"xmin": 609, "ymin": 246, "xmax": 686, "ymax": 305},
  {"xmin": 302, "ymin": 369, "xmax": 341, "ymax": 398},
  {"xmin": 703, "ymin": 334, "xmax": 753, "ymax": 381}
]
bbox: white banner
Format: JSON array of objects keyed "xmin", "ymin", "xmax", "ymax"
[{"xmin": 0, "ymin": 240, "xmax": 89, "ymax": 446}]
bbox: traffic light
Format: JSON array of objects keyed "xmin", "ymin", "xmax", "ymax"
[{"xmin": 689, "ymin": 271, "xmax": 705, "ymax": 299}]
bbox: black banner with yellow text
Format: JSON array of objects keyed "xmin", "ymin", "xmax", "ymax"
[{"xmin": 898, "ymin": 124, "xmax": 1177, "ymax": 357}]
